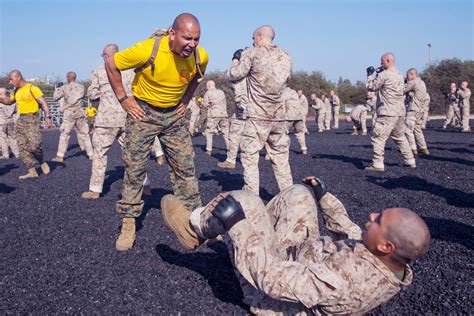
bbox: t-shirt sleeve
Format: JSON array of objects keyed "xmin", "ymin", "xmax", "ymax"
[
  {"xmin": 31, "ymin": 86, "xmax": 44, "ymax": 99},
  {"xmin": 198, "ymin": 47, "xmax": 209, "ymax": 74},
  {"xmin": 114, "ymin": 39, "xmax": 152, "ymax": 71}
]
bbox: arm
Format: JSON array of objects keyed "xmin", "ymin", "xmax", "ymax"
[
  {"xmin": 403, "ymin": 81, "xmax": 415, "ymax": 94},
  {"xmin": 0, "ymin": 95, "xmax": 15, "ymax": 105},
  {"xmin": 366, "ymin": 73, "xmax": 385, "ymax": 92},
  {"xmin": 53, "ymin": 86, "xmax": 64, "ymax": 101},
  {"xmin": 228, "ymin": 52, "xmax": 252, "ymax": 82},
  {"xmin": 37, "ymin": 96, "xmax": 53, "ymax": 128},
  {"xmin": 176, "ymin": 75, "xmax": 202, "ymax": 116}
]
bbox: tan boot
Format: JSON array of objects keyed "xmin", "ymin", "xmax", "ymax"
[
  {"xmin": 217, "ymin": 161, "xmax": 236, "ymax": 169},
  {"xmin": 19, "ymin": 168, "xmax": 39, "ymax": 179},
  {"xmin": 81, "ymin": 191, "xmax": 100, "ymax": 199},
  {"xmin": 361, "ymin": 131, "xmax": 367, "ymax": 136},
  {"xmin": 156, "ymin": 155, "xmax": 165, "ymax": 165},
  {"xmin": 412, "ymin": 150, "xmax": 418, "ymax": 156},
  {"xmin": 418, "ymin": 149, "xmax": 430, "ymax": 155},
  {"xmin": 302, "ymin": 149, "xmax": 308, "ymax": 155},
  {"xmin": 52, "ymin": 156, "xmax": 64, "ymax": 162},
  {"xmin": 206, "ymin": 150, "xmax": 212, "ymax": 156},
  {"xmin": 365, "ymin": 165, "xmax": 384, "ymax": 172},
  {"xmin": 40, "ymin": 162, "xmax": 50, "ymax": 175},
  {"xmin": 116, "ymin": 218, "xmax": 136, "ymax": 251},
  {"xmin": 404, "ymin": 163, "xmax": 417, "ymax": 169},
  {"xmin": 143, "ymin": 185, "xmax": 151, "ymax": 195},
  {"xmin": 351, "ymin": 129, "xmax": 358, "ymax": 136},
  {"xmin": 161, "ymin": 195, "xmax": 202, "ymax": 251}
]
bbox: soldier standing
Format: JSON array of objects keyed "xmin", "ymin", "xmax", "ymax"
[
  {"xmin": 202, "ymin": 80, "xmax": 229, "ymax": 155},
  {"xmin": 0, "ymin": 70, "xmax": 53, "ymax": 179},
  {"xmin": 365, "ymin": 52, "xmax": 416, "ymax": 172},
  {"xmin": 321, "ymin": 94, "xmax": 332, "ymax": 130},
  {"xmin": 51, "ymin": 72, "xmax": 93, "ymax": 162},
  {"xmin": 443, "ymin": 82, "xmax": 461, "ymax": 129},
  {"xmin": 284, "ymin": 87, "xmax": 308, "ymax": 154},
  {"xmin": 458, "ymin": 81, "xmax": 471, "ymax": 132},
  {"xmin": 226, "ymin": 25, "xmax": 293, "ymax": 194},
  {"xmin": 310, "ymin": 93, "xmax": 326, "ymax": 133},
  {"xmin": 186, "ymin": 96, "xmax": 200, "ymax": 135},
  {"xmin": 0, "ymin": 88, "xmax": 19, "ymax": 159},
  {"xmin": 297, "ymin": 90, "xmax": 309, "ymax": 134},
  {"xmin": 330, "ymin": 90, "xmax": 341, "ymax": 128}
]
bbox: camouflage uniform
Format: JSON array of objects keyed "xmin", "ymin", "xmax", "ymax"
[
  {"xmin": 192, "ymin": 185, "xmax": 411, "ymax": 315},
  {"xmin": 367, "ymin": 67, "xmax": 415, "ymax": 170},
  {"xmin": 458, "ymin": 88, "xmax": 471, "ymax": 132},
  {"xmin": 0, "ymin": 103, "xmax": 19, "ymax": 158},
  {"xmin": 367, "ymin": 94, "xmax": 377, "ymax": 124},
  {"xmin": 330, "ymin": 94, "xmax": 341, "ymax": 128},
  {"xmin": 284, "ymin": 88, "xmax": 307, "ymax": 152},
  {"xmin": 421, "ymin": 93, "xmax": 430, "ymax": 129},
  {"xmin": 186, "ymin": 98, "xmax": 201, "ymax": 133},
  {"xmin": 203, "ymin": 88, "xmax": 229, "ymax": 152},
  {"xmin": 16, "ymin": 113, "xmax": 44, "ymax": 168},
  {"xmin": 443, "ymin": 91, "xmax": 461, "ymax": 128},
  {"xmin": 299, "ymin": 94, "xmax": 309, "ymax": 134},
  {"xmin": 311, "ymin": 97, "xmax": 326, "ymax": 132},
  {"xmin": 53, "ymin": 82, "xmax": 93, "ymax": 158},
  {"xmin": 228, "ymin": 45, "xmax": 293, "ymax": 194},
  {"xmin": 323, "ymin": 97, "xmax": 332, "ymax": 130},
  {"xmin": 404, "ymin": 77, "xmax": 429, "ymax": 151},
  {"xmin": 350, "ymin": 104, "xmax": 370, "ymax": 134}
]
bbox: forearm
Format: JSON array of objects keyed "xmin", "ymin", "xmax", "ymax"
[
  {"xmin": 318, "ymin": 193, "xmax": 361, "ymax": 240},
  {"xmin": 0, "ymin": 98, "xmax": 14, "ymax": 105},
  {"xmin": 180, "ymin": 76, "xmax": 200, "ymax": 106},
  {"xmin": 38, "ymin": 98, "xmax": 50, "ymax": 116},
  {"xmin": 228, "ymin": 58, "xmax": 250, "ymax": 82},
  {"xmin": 104, "ymin": 57, "xmax": 127, "ymax": 100}
]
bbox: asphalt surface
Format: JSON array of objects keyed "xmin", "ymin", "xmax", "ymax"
[{"xmin": 1, "ymin": 119, "xmax": 473, "ymax": 314}]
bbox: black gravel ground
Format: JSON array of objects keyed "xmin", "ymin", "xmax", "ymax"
[{"xmin": 1, "ymin": 119, "xmax": 473, "ymax": 314}]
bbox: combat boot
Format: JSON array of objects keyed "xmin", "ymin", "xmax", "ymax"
[
  {"xmin": 412, "ymin": 150, "xmax": 418, "ymax": 156},
  {"xmin": 82, "ymin": 191, "xmax": 100, "ymax": 199},
  {"xmin": 19, "ymin": 168, "xmax": 39, "ymax": 179},
  {"xmin": 116, "ymin": 218, "xmax": 136, "ymax": 251},
  {"xmin": 418, "ymin": 149, "xmax": 430, "ymax": 155},
  {"xmin": 161, "ymin": 195, "xmax": 204, "ymax": 250},
  {"xmin": 302, "ymin": 149, "xmax": 308, "ymax": 155},
  {"xmin": 217, "ymin": 161, "xmax": 236, "ymax": 169},
  {"xmin": 365, "ymin": 165, "xmax": 384, "ymax": 172},
  {"xmin": 52, "ymin": 156, "xmax": 64, "ymax": 162},
  {"xmin": 206, "ymin": 150, "xmax": 212, "ymax": 156},
  {"xmin": 351, "ymin": 129, "xmax": 358, "ymax": 136},
  {"xmin": 404, "ymin": 163, "xmax": 417, "ymax": 169},
  {"xmin": 361, "ymin": 131, "xmax": 367, "ymax": 136},
  {"xmin": 40, "ymin": 162, "xmax": 50, "ymax": 175},
  {"xmin": 156, "ymin": 155, "xmax": 165, "ymax": 165}
]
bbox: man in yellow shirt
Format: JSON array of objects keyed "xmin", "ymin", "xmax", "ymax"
[
  {"xmin": 0, "ymin": 70, "xmax": 53, "ymax": 179},
  {"xmin": 105, "ymin": 13, "xmax": 208, "ymax": 251}
]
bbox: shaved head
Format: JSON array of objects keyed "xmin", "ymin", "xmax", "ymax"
[
  {"xmin": 255, "ymin": 25, "xmax": 275, "ymax": 40},
  {"xmin": 206, "ymin": 80, "xmax": 215, "ymax": 90},
  {"xmin": 172, "ymin": 13, "xmax": 200, "ymax": 31},
  {"xmin": 103, "ymin": 43, "xmax": 119, "ymax": 58},
  {"xmin": 8, "ymin": 70, "xmax": 23, "ymax": 79},
  {"xmin": 67, "ymin": 71, "xmax": 77, "ymax": 82},
  {"xmin": 380, "ymin": 52, "xmax": 396, "ymax": 69},
  {"xmin": 169, "ymin": 13, "xmax": 201, "ymax": 58},
  {"xmin": 8, "ymin": 70, "xmax": 24, "ymax": 88},
  {"xmin": 383, "ymin": 208, "xmax": 431, "ymax": 264}
]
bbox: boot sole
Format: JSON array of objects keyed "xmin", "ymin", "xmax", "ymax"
[{"xmin": 161, "ymin": 197, "xmax": 198, "ymax": 251}]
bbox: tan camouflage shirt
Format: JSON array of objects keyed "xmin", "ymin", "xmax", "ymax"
[
  {"xmin": 350, "ymin": 104, "xmax": 369, "ymax": 120},
  {"xmin": 53, "ymin": 82, "xmax": 86, "ymax": 120},
  {"xmin": 0, "ymin": 103, "xmax": 17, "ymax": 125},
  {"xmin": 226, "ymin": 67, "xmax": 249, "ymax": 119},
  {"xmin": 311, "ymin": 97, "xmax": 326, "ymax": 113},
  {"xmin": 202, "ymin": 88, "xmax": 228, "ymax": 118},
  {"xmin": 457, "ymin": 88, "xmax": 471, "ymax": 108},
  {"xmin": 228, "ymin": 45, "xmax": 292, "ymax": 121},
  {"xmin": 299, "ymin": 94, "xmax": 309, "ymax": 116},
  {"xmin": 331, "ymin": 94, "xmax": 340, "ymax": 107},
  {"xmin": 283, "ymin": 88, "xmax": 305, "ymax": 121},
  {"xmin": 367, "ymin": 67, "xmax": 406, "ymax": 117},
  {"xmin": 404, "ymin": 77, "xmax": 429, "ymax": 112},
  {"xmin": 87, "ymin": 66, "xmax": 134, "ymax": 128},
  {"xmin": 186, "ymin": 98, "xmax": 200, "ymax": 116}
]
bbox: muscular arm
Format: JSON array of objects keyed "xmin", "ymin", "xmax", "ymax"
[
  {"xmin": 0, "ymin": 97, "xmax": 15, "ymax": 105},
  {"xmin": 37, "ymin": 96, "xmax": 53, "ymax": 128},
  {"xmin": 180, "ymin": 75, "xmax": 202, "ymax": 107}
]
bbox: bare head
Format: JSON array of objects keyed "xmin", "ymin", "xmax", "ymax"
[
  {"xmin": 330, "ymin": 90, "xmax": 335, "ymax": 96},
  {"xmin": 0, "ymin": 87, "xmax": 7, "ymax": 98},
  {"xmin": 102, "ymin": 43, "xmax": 119, "ymax": 60},
  {"xmin": 363, "ymin": 207, "xmax": 431, "ymax": 268},
  {"xmin": 310, "ymin": 93, "xmax": 316, "ymax": 100},
  {"xmin": 252, "ymin": 25, "xmax": 275, "ymax": 47},
  {"xmin": 367, "ymin": 91, "xmax": 376, "ymax": 99},
  {"xmin": 406, "ymin": 68, "xmax": 418, "ymax": 81},
  {"xmin": 381, "ymin": 52, "xmax": 396, "ymax": 69},
  {"xmin": 169, "ymin": 13, "xmax": 201, "ymax": 58},
  {"xmin": 450, "ymin": 82, "xmax": 457, "ymax": 90},
  {"xmin": 297, "ymin": 90, "xmax": 303, "ymax": 96},
  {"xmin": 206, "ymin": 80, "xmax": 215, "ymax": 90},
  {"xmin": 461, "ymin": 81, "xmax": 469, "ymax": 89},
  {"xmin": 8, "ymin": 70, "xmax": 24, "ymax": 88},
  {"xmin": 66, "ymin": 71, "xmax": 77, "ymax": 83}
]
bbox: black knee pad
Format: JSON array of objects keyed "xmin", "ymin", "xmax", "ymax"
[{"xmin": 211, "ymin": 195, "xmax": 246, "ymax": 231}]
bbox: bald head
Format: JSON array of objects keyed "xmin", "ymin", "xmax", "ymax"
[
  {"xmin": 102, "ymin": 43, "xmax": 119, "ymax": 59},
  {"xmin": 66, "ymin": 71, "xmax": 77, "ymax": 83},
  {"xmin": 169, "ymin": 13, "xmax": 201, "ymax": 58},
  {"xmin": 8, "ymin": 70, "xmax": 24, "ymax": 88},
  {"xmin": 406, "ymin": 68, "xmax": 418, "ymax": 81},
  {"xmin": 253, "ymin": 25, "xmax": 275, "ymax": 47},
  {"xmin": 172, "ymin": 13, "xmax": 200, "ymax": 31},
  {"xmin": 0, "ymin": 87, "xmax": 7, "ymax": 98},
  {"xmin": 206, "ymin": 80, "xmax": 215, "ymax": 90},
  {"xmin": 381, "ymin": 52, "xmax": 396, "ymax": 69},
  {"xmin": 8, "ymin": 70, "xmax": 23, "ymax": 80},
  {"xmin": 383, "ymin": 208, "xmax": 431, "ymax": 265}
]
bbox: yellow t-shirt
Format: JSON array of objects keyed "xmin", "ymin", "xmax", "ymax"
[
  {"xmin": 10, "ymin": 83, "xmax": 43, "ymax": 114},
  {"xmin": 114, "ymin": 35, "xmax": 209, "ymax": 108}
]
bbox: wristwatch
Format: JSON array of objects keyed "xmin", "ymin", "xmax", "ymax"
[{"xmin": 118, "ymin": 96, "xmax": 128, "ymax": 104}]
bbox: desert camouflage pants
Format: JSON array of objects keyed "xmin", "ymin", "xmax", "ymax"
[
  {"xmin": 193, "ymin": 185, "xmax": 361, "ymax": 314},
  {"xmin": 189, "ymin": 113, "xmax": 200, "ymax": 133},
  {"xmin": 240, "ymin": 119, "xmax": 292, "ymax": 194},
  {"xmin": 461, "ymin": 104, "xmax": 471, "ymax": 132},
  {"xmin": 287, "ymin": 120, "xmax": 307, "ymax": 151},
  {"xmin": 16, "ymin": 113, "xmax": 43, "ymax": 169},
  {"xmin": 371, "ymin": 115, "xmax": 415, "ymax": 170},
  {"xmin": 205, "ymin": 117, "xmax": 229, "ymax": 152},
  {"xmin": 443, "ymin": 104, "xmax": 462, "ymax": 128},
  {"xmin": 351, "ymin": 111, "xmax": 368, "ymax": 133},
  {"xmin": 116, "ymin": 100, "xmax": 201, "ymax": 218},
  {"xmin": 302, "ymin": 116, "xmax": 308, "ymax": 133},
  {"xmin": 325, "ymin": 106, "xmax": 332, "ymax": 129},
  {"xmin": 0, "ymin": 121, "xmax": 19, "ymax": 158},
  {"xmin": 405, "ymin": 111, "xmax": 428, "ymax": 151},
  {"xmin": 225, "ymin": 117, "xmax": 246, "ymax": 164},
  {"xmin": 56, "ymin": 116, "xmax": 93, "ymax": 158},
  {"xmin": 421, "ymin": 109, "xmax": 429, "ymax": 129},
  {"xmin": 332, "ymin": 105, "xmax": 340, "ymax": 128},
  {"xmin": 317, "ymin": 112, "xmax": 326, "ymax": 132}
]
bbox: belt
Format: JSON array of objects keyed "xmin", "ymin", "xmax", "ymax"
[
  {"xmin": 136, "ymin": 98, "xmax": 178, "ymax": 113},
  {"xmin": 19, "ymin": 112, "xmax": 39, "ymax": 116}
]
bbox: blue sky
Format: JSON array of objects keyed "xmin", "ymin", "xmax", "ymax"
[{"xmin": 1, "ymin": 0, "xmax": 472, "ymax": 83}]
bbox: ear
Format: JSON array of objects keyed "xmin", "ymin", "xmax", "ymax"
[
  {"xmin": 376, "ymin": 240, "xmax": 396, "ymax": 255},
  {"xmin": 169, "ymin": 29, "xmax": 176, "ymax": 40}
]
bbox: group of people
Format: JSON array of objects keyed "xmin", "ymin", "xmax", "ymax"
[
  {"xmin": 5, "ymin": 11, "xmax": 473, "ymax": 315},
  {"xmin": 443, "ymin": 81, "xmax": 472, "ymax": 132}
]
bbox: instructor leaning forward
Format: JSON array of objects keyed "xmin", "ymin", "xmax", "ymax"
[{"xmin": 105, "ymin": 13, "xmax": 208, "ymax": 251}]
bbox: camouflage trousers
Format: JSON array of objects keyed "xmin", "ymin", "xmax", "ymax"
[
  {"xmin": 404, "ymin": 111, "xmax": 428, "ymax": 151},
  {"xmin": 325, "ymin": 107, "xmax": 332, "ymax": 129},
  {"xmin": 205, "ymin": 117, "xmax": 229, "ymax": 152},
  {"xmin": 351, "ymin": 111, "xmax": 368, "ymax": 133},
  {"xmin": 189, "ymin": 113, "xmax": 200, "ymax": 133},
  {"xmin": 116, "ymin": 100, "xmax": 201, "ymax": 218},
  {"xmin": 332, "ymin": 105, "xmax": 340, "ymax": 128},
  {"xmin": 443, "ymin": 104, "xmax": 462, "ymax": 128},
  {"xmin": 0, "ymin": 121, "xmax": 19, "ymax": 158},
  {"xmin": 461, "ymin": 104, "xmax": 471, "ymax": 132},
  {"xmin": 57, "ymin": 116, "xmax": 93, "ymax": 158},
  {"xmin": 287, "ymin": 120, "xmax": 307, "ymax": 151},
  {"xmin": 421, "ymin": 109, "xmax": 429, "ymax": 129},
  {"xmin": 240, "ymin": 119, "xmax": 293, "ymax": 195},
  {"xmin": 371, "ymin": 115, "xmax": 415, "ymax": 170},
  {"xmin": 317, "ymin": 112, "xmax": 326, "ymax": 132},
  {"xmin": 192, "ymin": 185, "xmax": 361, "ymax": 314},
  {"xmin": 15, "ymin": 113, "xmax": 44, "ymax": 169},
  {"xmin": 225, "ymin": 117, "xmax": 246, "ymax": 164},
  {"xmin": 302, "ymin": 116, "xmax": 308, "ymax": 134}
]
